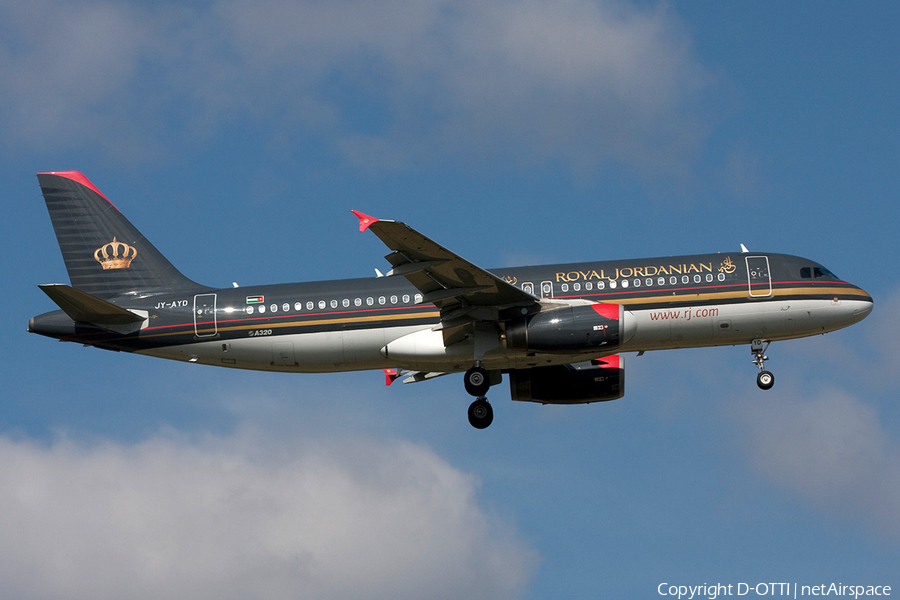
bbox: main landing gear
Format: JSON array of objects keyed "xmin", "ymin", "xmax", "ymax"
[
  {"xmin": 751, "ymin": 338, "xmax": 775, "ymax": 390},
  {"xmin": 465, "ymin": 364, "xmax": 494, "ymax": 429}
]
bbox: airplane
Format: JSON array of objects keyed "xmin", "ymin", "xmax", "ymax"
[{"xmin": 29, "ymin": 171, "xmax": 874, "ymax": 429}]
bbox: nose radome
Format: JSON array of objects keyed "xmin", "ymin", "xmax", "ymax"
[
  {"xmin": 856, "ymin": 294, "xmax": 874, "ymax": 317},
  {"xmin": 844, "ymin": 287, "xmax": 873, "ymax": 324}
]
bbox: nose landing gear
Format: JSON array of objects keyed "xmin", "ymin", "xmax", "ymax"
[
  {"xmin": 751, "ymin": 338, "xmax": 775, "ymax": 390},
  {"xmin": 465, "ymin": 364, "xmax": 494, "ymax": 429}
]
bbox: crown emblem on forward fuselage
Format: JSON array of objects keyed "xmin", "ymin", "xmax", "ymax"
[{"xmin": 94, "ymin": 237, "xmax": 137, "ymax": 270}]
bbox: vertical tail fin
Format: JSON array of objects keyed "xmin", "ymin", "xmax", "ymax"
[{"xmin": 37, "ymin": 171, "xmax": 205, "ymax": 297}]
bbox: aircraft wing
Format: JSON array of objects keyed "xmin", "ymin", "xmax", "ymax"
[{"xmin": 353, "ymin": 211, "xmax": 538, "ymax": 341}]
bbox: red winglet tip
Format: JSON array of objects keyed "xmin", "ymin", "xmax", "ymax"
[
  {"xmin": 352, "ymin": 210, "xmax": 379, "ymax": 232},
  {"xmin": 591, "ymin": 354, "xmax": 620, "ymax": 369},
  {"xmin": 37, "ymin": 171, "xmax": 109, "ymax": 202},
  {"xmin": 382, "ymin": 368, "xmax": 399, "ymax": 386}
]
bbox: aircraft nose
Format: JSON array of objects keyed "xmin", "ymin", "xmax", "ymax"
[
  {"xmin": 846, "ymin": 285, "xmax": 874, "ymax": 322},
  {"xmin": 858, "ymin": 290, "xmax": 874, "ymax": 315}
]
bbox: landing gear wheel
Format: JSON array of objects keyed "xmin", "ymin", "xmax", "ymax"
[
  {"xmin": 464, "ymin": 366, "xmax": 490, "ymax": 397},
  {"xmin": 751, "ymin": 339, "xmax": 774, "ymax": 391},
  {"xmin": 757, "ymin": 370, "xmax": 775, "ymax": 390},
  {"xmin": 467, "ymin": 398, "xmax": 493, "ymax": 429}
]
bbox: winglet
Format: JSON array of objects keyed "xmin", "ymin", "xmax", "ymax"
[
  {"xmin": 382, "ymin": 368, "xmax": 399, "ymax": 386},
  {"xmin": 351, "ymin": 210, "xmax": 379, "ymax": 232},
  {"xmin": 591, "ymin": 354, "xmax": 621, "ymax": 369}
]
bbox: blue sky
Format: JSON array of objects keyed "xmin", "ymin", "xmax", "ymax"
[{"xmin": 1, "ymin": 1, "xmax": 898, "ymax": 598}]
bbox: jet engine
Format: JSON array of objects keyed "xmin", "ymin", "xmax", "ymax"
[
  {"xmin": 508, "ymin": 356, "xmax": 624, "ymax": 404},
  {"xmin": 506, "ymin": 303, "xmax": 630, "ymax": 353}
]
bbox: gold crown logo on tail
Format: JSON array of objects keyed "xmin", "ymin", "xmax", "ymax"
[{"xmin": 94, "ymin": 237, "xmax": 137, "ymax": 270}]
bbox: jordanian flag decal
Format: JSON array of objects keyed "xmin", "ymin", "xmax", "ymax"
[{"xmin": 246, "ymin": 295, "xmax": 264, "ymax": 304}]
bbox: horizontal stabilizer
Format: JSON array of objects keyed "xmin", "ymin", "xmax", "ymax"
[{"xmin": 39, "ymin": 284, "xmax": 145, "ymax": 325}]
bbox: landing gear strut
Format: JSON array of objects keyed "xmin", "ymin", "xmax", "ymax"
[
  {"xmin": 465, "ymin": 364, "xmax": 493, "ymax": 429},
  {"xmin": 751, "ymin": 338, "xmax": 775, "ymax": 390}
]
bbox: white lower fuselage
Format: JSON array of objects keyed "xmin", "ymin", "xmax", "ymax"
[{"xmin": 138, "ymin": 297, "xmax": 872, "ymax": 374}]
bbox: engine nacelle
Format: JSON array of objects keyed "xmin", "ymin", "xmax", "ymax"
[
  {"xmin": 506, "ymin": 303, "xmax": 625, "ymax": 353},
  {"xmin": 508, "ymin": 356, "xmax": 624, "ymax": 404}
]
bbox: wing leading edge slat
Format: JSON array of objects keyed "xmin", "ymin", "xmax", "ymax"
[{"xmin": 352, "ymin": 213, "xmax": 537, "ymax": 311}]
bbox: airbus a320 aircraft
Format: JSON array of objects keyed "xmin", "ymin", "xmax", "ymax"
[{"xmin": 29, "ymin": 172, "xmax": 873, "ymax": 428}]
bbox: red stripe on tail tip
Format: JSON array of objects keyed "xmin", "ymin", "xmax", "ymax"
[
  {"xmin": 37, "ymin": 171, "xmax": 109, "ymax": 202},
  {"xmin": 351, "ymin": 210, "xmax": 379, "ymax": 232}
]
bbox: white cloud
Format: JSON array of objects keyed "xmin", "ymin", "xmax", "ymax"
[
  {"xmin": 0, "ymin": 428, "xmax": 536, "ymax": 600},
  {"xmin": 865, "ymin": 287, "xmax": 900, "ymax": 384},
  {"xmin": 1, "ymin": 0, "xmax": 710, "ymax": 175},
  {"xmin": 732, "ymin": 387, "xmax": 900, "ymax": 540},
  {"xmin": 0, "ymin": 0, "xmax": 158, "ymax": 154}
]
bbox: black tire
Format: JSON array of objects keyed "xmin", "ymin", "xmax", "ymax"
[
  {"xmin": 464, "ymin": 366, "xmax": 490, "ymax": 397},
  {"xmin": 757, "ymin": 370, "xmax": 775, "ymax": 390},
  {"xmin": 467, "ymin": 399, "xmax": 493, "ymax": 429}
]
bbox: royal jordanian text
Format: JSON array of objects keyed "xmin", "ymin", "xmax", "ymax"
[
  {"xmin": 556, "ymin": 261, "xmax": 716, "ymax": 282},
  {"xmin": 658, "ymin": 582, "xmax": 891, "ymax": 599}
]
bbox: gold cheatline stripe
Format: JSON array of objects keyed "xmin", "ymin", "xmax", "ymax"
[
  {"xmin": 144, "ymin": 310, "xmax": 442, "ymax": 339},
  {"xmin": 145, "ymin": 286, "xmax": 869, "ymax": 338},
  {"xmin": 609, "ymin": 286, "xmax": 871, "ymax": 306}
]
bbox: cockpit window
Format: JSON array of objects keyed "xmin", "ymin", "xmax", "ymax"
[{"xmin": 802, "ymin": 265, "xmax": 837, "ymax": 279}]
